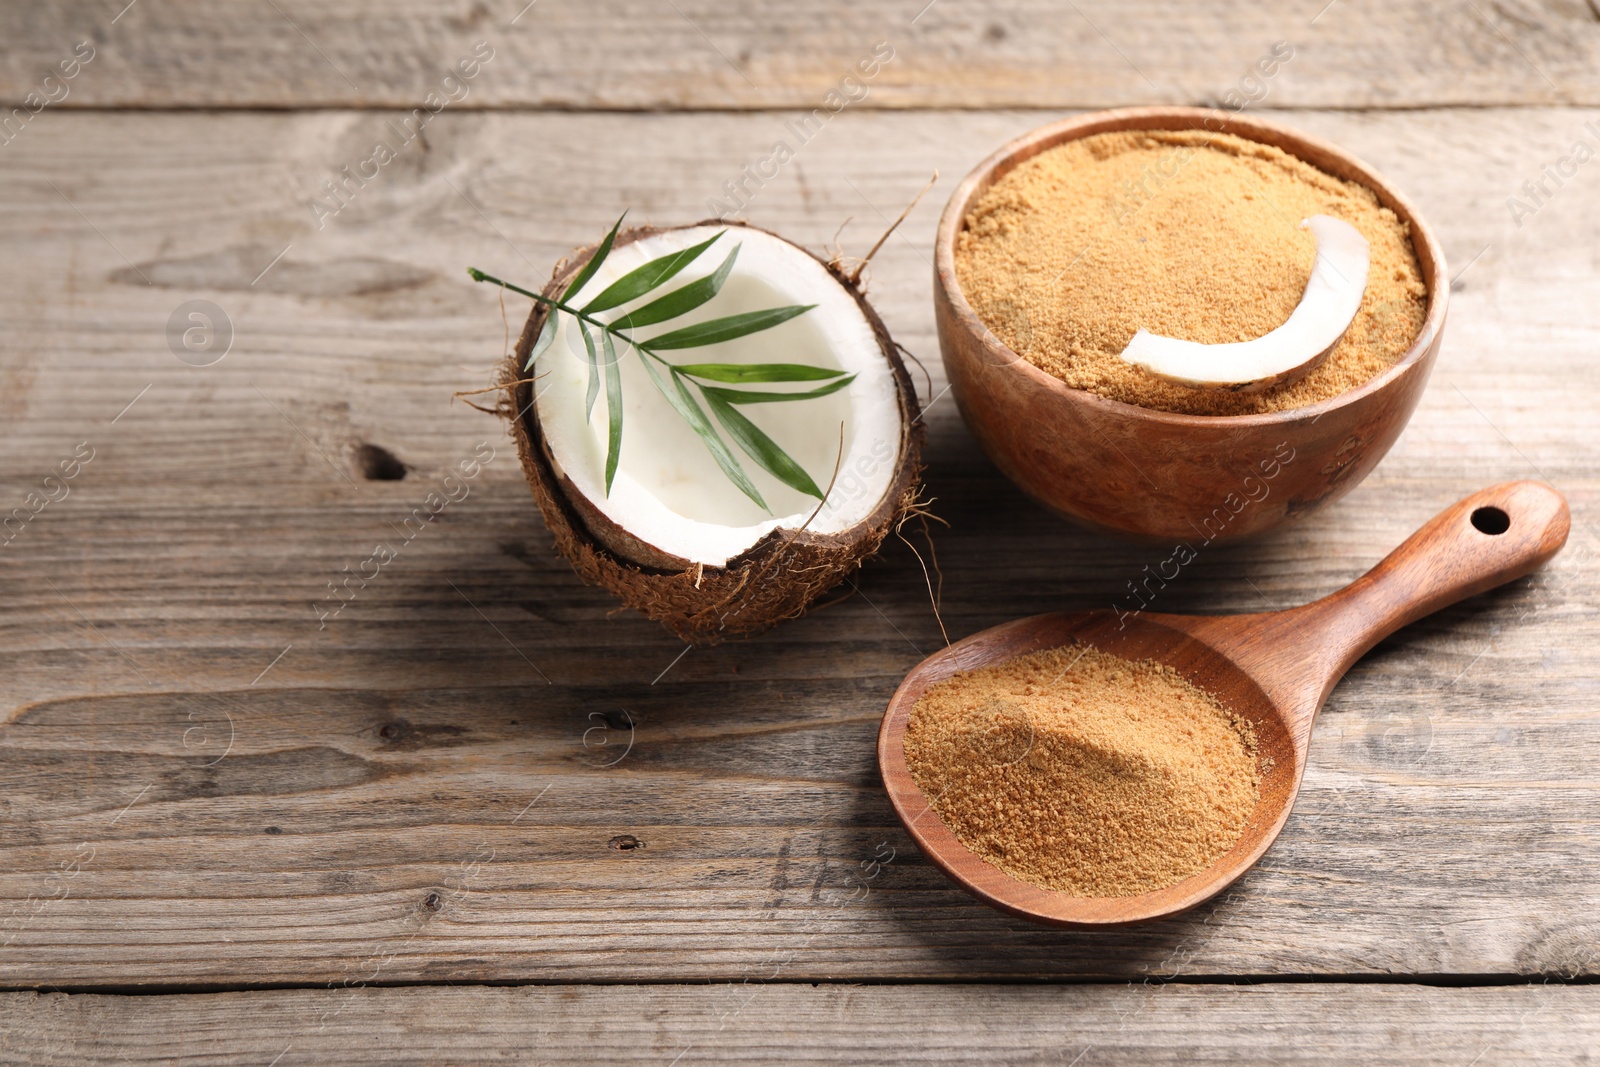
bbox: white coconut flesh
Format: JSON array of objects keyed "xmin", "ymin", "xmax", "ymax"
[
  {"xmin": 535, "ymin": 226, "xmax": 904, "ymax": 568},
  {"xmin": 1117, "ymin": 214, "xmax": 1371, "ymax": 390}
]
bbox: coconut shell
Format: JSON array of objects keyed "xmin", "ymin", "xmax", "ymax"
[{"xmin": 497, "ymin": 222, "xmax": 925, "ymax": 646}]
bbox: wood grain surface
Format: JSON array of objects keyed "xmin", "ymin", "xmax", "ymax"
[
  {"xmin": 3, "ymin": 983, "xmax": 1599, "ymax": 1065},
  {"xmin": 3, "ymin": 0, "xmax": 1600, "ymax": 109},
  {"xmin": 1, "ymin": 107, "xmax": 1597, "ymax": 992}
]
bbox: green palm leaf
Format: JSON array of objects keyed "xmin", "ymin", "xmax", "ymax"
[
  {"xmin": 580, "ymin": 321, "xmax": 601, "ymax": 420},
  {"xmin": 643, "ymin": 306, "xmax": 816, "ymax": 352},
  {"xmin": 603, "ymin": 332, "xmax": 623, "ymax": 494},
  {"xmin": 610, "ymin": 245, "xmax": 739, "ymax": 332},
  {"xmin": 561, "ymin": 213, "xmax": 624, "ymax": 302},
  {"xmin": 582, "ymin": 231, "xmax": 725, "ymax": 314},
  {"xmin": 703, "ymin": 389, "xmax": 825, "ymax": 500},
  {"xmin": 525, "ymin": 313, "xmax": 558, "ymax": 371},
  {"xmin": 703, "ymin": 376, "xmax": 856, "ymax": 404},
  {"xmin": 470, "ymin": 216, "xmax": 844, "ymax": 508},
  {"xmin": 674, "ymin": 360, "xmax": 843, "ymax": 382},
  {"xmin": 636, "ymin": 357, "xmax": 766, "ymax": 511}
]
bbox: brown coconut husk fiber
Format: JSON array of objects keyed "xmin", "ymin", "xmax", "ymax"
[{"xmin": 497, "ymin": 222, "xmax": 925, "ymax": 646}]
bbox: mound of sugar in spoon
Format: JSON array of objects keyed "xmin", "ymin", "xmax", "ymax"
[{"xmin": 904, "ymin": 643, "xmax": 1260, "ymax": 898}]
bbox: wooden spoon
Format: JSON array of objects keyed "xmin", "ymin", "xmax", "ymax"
[{"xmin": 877, "ymin": 481, "xmax": 1570, "ymax": 927}]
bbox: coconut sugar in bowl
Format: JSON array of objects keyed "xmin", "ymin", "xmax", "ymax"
[{"xmin": 933, "ymin": 107, "xmax": 1449, "ymax": 542}]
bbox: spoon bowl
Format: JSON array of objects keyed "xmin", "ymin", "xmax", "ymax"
[{"xmin": 878, "ymin": 482, "xmax": 1570, "ymax": 926}]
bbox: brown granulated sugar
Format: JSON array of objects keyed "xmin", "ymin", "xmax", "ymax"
[
  {"xmin": 954, "ymin": 129, "xmax": 1428, "ymax": 415},
  {"xmin": 903, "ymin": 643, "xmax": 1260, "ymax": 898}
]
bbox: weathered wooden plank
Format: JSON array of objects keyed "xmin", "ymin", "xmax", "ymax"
[
  {"xmin": 3, "ymin": 1, "xmax": 1600, "ymax": 111},
  {"xmin": 1, "ymin": 108, "xmax": 1598, "ymax": 986},
  {"xmin": 2, "ymin": 983, "xmax": 1597, "ymax": 1065}
]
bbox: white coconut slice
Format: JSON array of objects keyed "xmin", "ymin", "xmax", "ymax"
[
  {"xmin": 500, "ymin": 222, "xmax": 924, "ymax": 646},
  {"xmin": 1117, "ymin": 214, "xmax": 1371, "ymax": 393}
]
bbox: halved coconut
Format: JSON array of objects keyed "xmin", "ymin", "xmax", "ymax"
[
  {"xmin": 498, "ymin": 222, "xmax": 924, "ymax": 645},
  {"xmin": 1118, "ymin": 214, "xmax": 1371, "ymax": 393}
]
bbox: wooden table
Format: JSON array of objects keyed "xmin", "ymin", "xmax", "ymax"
[{"xmin": 3, "ymin": 2, "xmax": 1598, "ymax": 1061}]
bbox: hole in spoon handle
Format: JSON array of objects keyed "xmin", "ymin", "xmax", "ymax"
[{"xmin": 1303, "ymin": 480, "xmax": 1569, "ymax": 675}]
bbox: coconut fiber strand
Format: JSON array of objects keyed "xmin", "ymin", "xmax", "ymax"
[
  {"xmin": 954, "ymin": 129, "xmax": 1427, "ymax": 416},
  {"xmin": 904, "ymin": 644, "xmax": 1260, "ymax": 898}
]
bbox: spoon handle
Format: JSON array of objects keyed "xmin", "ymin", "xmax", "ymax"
[{"xmin": 1280, "ymin": 480, "xmax": 1569, "ymax": 692}]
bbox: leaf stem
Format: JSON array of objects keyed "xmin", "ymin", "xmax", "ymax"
[{"xmin": 468, "ymin": 267, "xmax": 659, "ymax": 357}]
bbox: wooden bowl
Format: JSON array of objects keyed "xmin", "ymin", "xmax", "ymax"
[{"xmin": 933, "ymin": 107, "xmax": 1449, "ymax": 543}]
